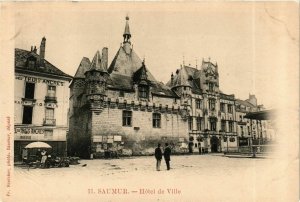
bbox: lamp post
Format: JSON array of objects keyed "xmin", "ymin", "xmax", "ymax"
[{"xmin": 227, "ymin": 134, "xmax": 229, "ymax": 153}]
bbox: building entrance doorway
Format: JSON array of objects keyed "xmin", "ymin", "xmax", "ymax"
[{"xmin": 210, "ymin": 136, "xmax": 219, "ymax": 152}]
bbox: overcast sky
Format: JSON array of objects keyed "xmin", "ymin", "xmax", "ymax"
[{"xmin": 13, "ymin": 2, "xmax": 299, "ymax": 109}]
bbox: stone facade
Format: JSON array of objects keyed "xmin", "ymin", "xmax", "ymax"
[{"xmin": 68, "ymin": 17, "xmax": 266, "ymax": 158}]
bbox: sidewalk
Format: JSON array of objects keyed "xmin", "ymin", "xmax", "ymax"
[{"xmin": 224, "ymin": 152, "xmax": 272, "ymax": 159}]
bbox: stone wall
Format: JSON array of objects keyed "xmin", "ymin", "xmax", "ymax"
[{"xmin": 90, "ymin": 106, "xmax": 189, "ymax": 157}]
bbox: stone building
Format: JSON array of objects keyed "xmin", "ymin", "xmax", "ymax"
[
  {"xmin": 14, "ymin": 37, "xmax": 72, "ymax": 161},
  {"xmin": 235, "ymin": 95, "xmax": 266, "ymax": 151},
  {"xmin": 166, "ymin": 62, "xmax": 238, "ymax": 153},
  {"xmin": 69, "ymin": 17, "xmax": 188, "ymax": 158},
  {"xmin": 68, "ymin": 17, "xmax": 266, "ymax": 158}
]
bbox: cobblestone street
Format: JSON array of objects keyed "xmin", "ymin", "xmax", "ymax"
[{"xmin": 10, "ymin": 154, "xmax": 293, "ymax": 202}]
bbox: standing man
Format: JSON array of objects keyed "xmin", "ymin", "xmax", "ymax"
[
  {"xmin": 163, "ymin": 143, "xmax": 171, "ymax": 170},
  {"xmin": 154, "ymin": 143, "xmax": 162, "ymax": 171}
]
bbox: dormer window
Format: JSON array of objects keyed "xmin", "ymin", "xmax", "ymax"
[
  {"xmin": 138, "ymin": 85, "xmax": 148, "ymax": 99},
  {"xmin": 28, "ymin": 60, "xmax": 35, "ymax": 68},
  {"xmin": 26, "ymin": 56, "xmax": 37, "ymax": 68}
]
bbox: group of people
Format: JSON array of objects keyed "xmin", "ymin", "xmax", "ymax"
[{"xmin": 154, "ymin": 143, "xmax": 171, "ymax": 171}]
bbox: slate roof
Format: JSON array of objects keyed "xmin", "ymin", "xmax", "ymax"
[
  {"xmin": 107, "ymin": 73, "xmax": 133, "ymax": 91},
  {"xmin": 90, "ymin": 51, "xmax": 103, "ymax": 71},
  {"xmin": 107, "ymin": 72, "xmax": 178, "ymax": 97},
  {"xmin": 107, "ymin": 44, "xmax": 157, "ymax": 82},
  {"xmin": 236, "ymin": 99, "xmax": 255, "ymax": 108},
  {"xmin": 166, "ymin": 65, "xmax": 202, "ymax": 94},
  {"xmin": 15, "ymin": 48, "xmax": 72, "ymax": 79},
  {"xmin": 220, "ymin": 93, "xmax": 235, "ymax": 100},
  {"xmin": 74, "ymin": 57, "xmax": 91, "ymax": 78},
  {"xmin": 150, "ymin": 81, "xmax": 179, "ymax": 97}
]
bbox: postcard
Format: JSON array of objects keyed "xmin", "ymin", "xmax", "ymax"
[{"xmin": 0, "ymin": 2, "xmax": 299, "ymax": 202}]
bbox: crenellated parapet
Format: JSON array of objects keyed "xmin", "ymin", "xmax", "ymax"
[{"xmin": 93, "ymin": 96, "xmax": 189, "ymax": 120}]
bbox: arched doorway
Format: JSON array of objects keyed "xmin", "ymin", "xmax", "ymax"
[{"xmin": 210, "ymin": 136, "xmax": 219, "ymax": 153}]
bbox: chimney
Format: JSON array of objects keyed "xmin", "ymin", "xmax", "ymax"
[
  {"xmin": 247, "ymin": 94, "xmax": 257, "ymax": 106},
  {"xmin": 33, "ymin": 46, "xmax": 37, "ymax": 53},
  {"xmin": 31, "ymin": 46, "xmax": 33, "ymax": 51},
  {"xmin": 171, "ymin": 72, "xmax": 174, "ymax": 85},
  {"xmin": 39, "ymin": 37, "xmax": 46, "ymax": 60},
  {"xmin": 101, "ymin": 47, "xmax": 108, "ymax": 71}
]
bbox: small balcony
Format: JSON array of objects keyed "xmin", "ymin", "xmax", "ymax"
[
  {"xmin": 43, "ymin": 118, "xmax": 56, "ymax": 126},
  {"xmin": 45, "ymin": 96, "xmax": 57, "ymax": 103}
]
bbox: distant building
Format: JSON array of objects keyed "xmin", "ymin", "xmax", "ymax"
[
  {"xmin": 235, "ymin": 96, "xmax": 274, "ymax": 151},
  {"xmin": 68, "ymin": 17, "xmax": 268, "ymax": 158},
  {"xmin": 14, "ymin": 37, "xmax": 72, "ymax": 161}
]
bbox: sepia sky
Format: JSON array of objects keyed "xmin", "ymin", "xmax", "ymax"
[{"xmin": 13, "ymin": 2, "xmax": 299, "ymax": 109}]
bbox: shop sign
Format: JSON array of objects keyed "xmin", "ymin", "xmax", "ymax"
[
  {"xmin": 15, "ymin": 127, "xmax": 45, "ymax": 134},
  {"xmin": 15, "ymin": 100, "xmax": 44, "ymax": 106},
  {"xmin": 94, "ymin": 135, "xmax": 122, "ymax": 143},
  {"xmin": 45, "ymin": 103, "xmax": 57, "ymax": 108},
  {"xmin": 15, "ymin": 75, "xmax": 65, "ymax": 86},
  {"xmin": 20, "ymin": 136, "xmax": 31, "ymax": 140},
  {"xmin": 220, "ymin": 99, "xmax": 234, "ymax": 104},
  {"xmin": 93, "ymin": 136, "xmax": 102, "ymax": 143},
  {"xmin": 114, "ymin": 136, "xmax": 122, "ymax": 141}
]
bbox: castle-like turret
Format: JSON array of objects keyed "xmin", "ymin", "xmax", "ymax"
[{"xmin": 85, "ymin": 47, "xmax": 109, "ymax": 111}]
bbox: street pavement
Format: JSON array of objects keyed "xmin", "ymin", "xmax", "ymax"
[{"xmin": 10, "ymin": 154, "xmax": 295, "ymax": 202}]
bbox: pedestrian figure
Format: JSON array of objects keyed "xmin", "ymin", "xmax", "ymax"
[
  {"xmin": 41, "ymin": 150, "xmax": 47, "ymax": 168},
  {"xmin": 154, "ymin": 143, "xmax": 162, "ymax": 171},
  {"xmin": 163, "ymin": 143, "xmax": 171, "ymax": 170}
]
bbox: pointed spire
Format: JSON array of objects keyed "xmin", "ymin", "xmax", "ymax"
[
  {"xmin": 90, "ymin": 50, "xmax": 103, "ymax": 71},
  {"xmin": 123, "ymin": 15, "xmax": 131, "ymax": 44},
  {"xmin": 178, "ymin": 66, "xmax": 191, "ymax": 87},
  {"xmin": 74, "ymin": 57, "xmax": 91, "ymax": 78},
  {"xmin": 140, "ymin": 59, "xmax": 148, "ymax": 81}
]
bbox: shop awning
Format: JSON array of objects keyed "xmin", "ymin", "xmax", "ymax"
[{"xmin": 244, "ymin": 109, "xmax": 276, "ymax": 120}]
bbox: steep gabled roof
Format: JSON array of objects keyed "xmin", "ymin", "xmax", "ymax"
[
  {"xmin": 171, "ymin": 66, "xmax": 191, "ymax": 87},
  {"xmin": 108, "ymin": 45, "xmax": 157, "ymax": 82},
  {"xmin": 166, "ymin": 65, "xmax": 202, "ymax": 94},
  {"xmin": 133, "ymin": 61, "xmax": 150, "ymax": 85},
  {"xmin": 15, "ymin": 48, "xmax": 72, "ymax": 79},
  {"xmin": 74, "ymin": 57, "xmax": 91, "ymax": 78},
  {"xmin": 236, "ymin": 99, "xmax": 255, "ymax": 108}
]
